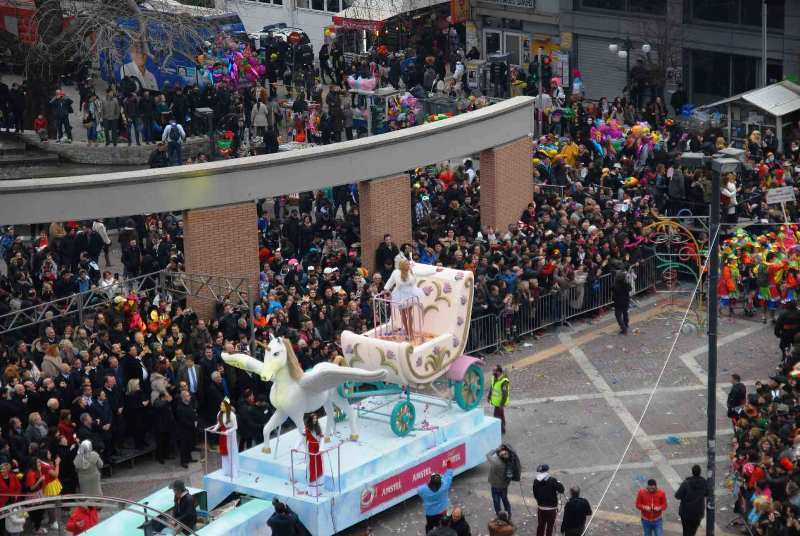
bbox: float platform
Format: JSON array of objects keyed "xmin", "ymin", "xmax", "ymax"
[{"xmin": 204, "ymin": 393, "xmax": 500, "ymax": 535}]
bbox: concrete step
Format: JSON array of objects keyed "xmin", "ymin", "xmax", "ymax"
[{"xmin": 0, "ymin": 152, "xmax": 59, "ymax": 166}]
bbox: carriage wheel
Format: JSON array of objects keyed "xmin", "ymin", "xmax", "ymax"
[
  {"xmin": 390, "ymin": 400, "xmax": 416, "ymax": 437},
  {"xmin": 454, "ymin": 363, "xmax": 484, "ymax": 411}
]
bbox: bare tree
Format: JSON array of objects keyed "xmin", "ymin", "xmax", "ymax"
[
  {"xmin": 635, "ymin": 3, "xmax": 683, "ymax": 96},
  {"xmin": 0, "ymin": 0, "xmax": 214, "ymax": 121}
]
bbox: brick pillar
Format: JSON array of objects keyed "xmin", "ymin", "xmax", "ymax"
[
  {"xmin": 358, "ymin": 174, "xmax": 412, "ymax": 275},
  {"xmin": 183, "ymin": 202, "xmax": 259, "ymax": 321},
  {"xmin": 480, "ymin": 137, "xmax": 533, "ymax": 233}
]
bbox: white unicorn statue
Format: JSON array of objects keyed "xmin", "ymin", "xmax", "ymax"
[{"xmin": 222, "ymin": 338, "xmax": 386, "ymax": 453}]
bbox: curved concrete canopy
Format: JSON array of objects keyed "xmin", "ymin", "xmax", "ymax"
[{"xmin": 0, "ymin": 96, "xmax": 533, "ymax": 225}]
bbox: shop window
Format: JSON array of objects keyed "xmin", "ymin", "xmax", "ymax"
[
  {"xmin": 504, "ymin": 33, "xmax": 520, "ymax": 65},
  {"xmin": 629, "ymin": 0, "xmax": 666, "ymax": 14},
  {"xmin": 485, "ymin": 31, "xmax": 501, "ymax": 56},
  {"xmin": 580, "ymin": 0, "xmax": 624, "ymax": 9},
  {"xmin": 326, "ymin": 0, "xmax": 339, "ymax": 11},
  {"xmin": 731, "ymin": 54, "xmax": 758, "ymax": 94},
  {"xmin": 691, "ymin": 49, "xmax": 730, "ymax": 103},
  {"xmin": 296, "ymin": 0, "xmax": 308, "ymax": 7},
  {"xmin": 690, "ymin": 0, "xmax": 737, "ymax": 23},
  {"xmin": 311, "ymin": 0, "xmax": 324, "ymax": 10},
  {"xmin": 689, "ymin": 0, "xmax": 783, "ymax": 29},
  {"xmin": 767, "ymin": 61, "xmax": 783, "ymax": 85}
]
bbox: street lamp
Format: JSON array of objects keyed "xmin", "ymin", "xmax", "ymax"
[{"xmin": 608, "ymin": 38, "xmax": 652, "ymax": 91}]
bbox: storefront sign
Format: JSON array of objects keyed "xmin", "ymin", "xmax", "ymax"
[
  {"xmin": 332, "ymin": 16, "xmax": 384, "ymax": 31},
  {"xmin": 450, "ymin": 0, "xmax": 470, "ymax": 24},
  {"xmin": 359, "ymin": 444, "xmax": 466, "ymax": 513},
  {"xmin": 559, "ymin": 32, "xmax": 573, "ymax": 51},
  {"xmin": 465, "ymin": 21, "xmax": 478, "ymax": 54},
  {"xmin": 488, "ymin": 0, "xmax": 535, "ymax": 7}
]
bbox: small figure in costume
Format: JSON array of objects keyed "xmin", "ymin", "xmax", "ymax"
[
  {"xmin": 300, "ymin": 413, "xmax": 324, "ymax": 496},
  {"xmin": 718, "ymin": 255, "xmax": 738, "ymax": 318},
  {"xmin": 212, "ymin": 397, "xmax": 238, "ymax": 479}
]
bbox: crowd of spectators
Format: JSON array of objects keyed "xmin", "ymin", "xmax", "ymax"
[{"xmin": 728, "ymin": 337, "xmax": 800, "ymax": 535}]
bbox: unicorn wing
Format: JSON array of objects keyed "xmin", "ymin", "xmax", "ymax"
[
  {"xmin": 298, "ymin": 363, "xmax": 387, "ymax": 393},
  {"xmin": 221, "ymin": 352, "xmax": 268, "ymax": 379}
]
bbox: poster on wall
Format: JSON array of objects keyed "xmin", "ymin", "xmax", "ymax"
[
  {"xmin": 551, "ymin": 50, "xmax": 570, "ymax": 87},
  {"xmin": 450, "ymin": 0, "xmax": 469, "ymax": 25},
  {"xmin": 465, "ymin": 21, "xmax": 478, "ymax": 55}
]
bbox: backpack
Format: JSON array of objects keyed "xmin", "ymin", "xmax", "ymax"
[
  {"xmin": 168, "ymin": 124, "xmax": 181, "ymax": 143},
  {"xmin": 756, "ymin": 263, "xmax": 769, "ymax": 287}
]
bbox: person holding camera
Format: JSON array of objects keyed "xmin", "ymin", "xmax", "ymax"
[{"xmin": 486, "ymin": 446, "xmax": 514, "ymax": 517}]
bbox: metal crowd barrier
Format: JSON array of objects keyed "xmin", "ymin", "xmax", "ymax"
[{"xmin": 464, "ymin": 256, "xmax": 657, "ymax": 354}]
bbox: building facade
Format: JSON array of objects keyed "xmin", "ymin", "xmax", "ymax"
[
  {"xmin": 558, "ymin": 0, "xmax": 800, "ymax": 104},
  {"xmin": 216, "ymin": 0, "xmax": 344, "ymax": 53}
]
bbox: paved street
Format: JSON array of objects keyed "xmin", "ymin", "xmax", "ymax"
[{"xmin": 100, "ymin": 290, "xmax": 772, "ymax": 535}]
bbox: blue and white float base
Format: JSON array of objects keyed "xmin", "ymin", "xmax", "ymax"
[{"xmin": 204, "ymin": 393, "xmax": 501, "ymax": 535}]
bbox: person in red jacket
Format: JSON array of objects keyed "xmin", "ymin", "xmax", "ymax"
[
  {"xmin": 34, "ymin": 114, "xmax": 49, "ymax": 141},
  {"xmin": 0, "ymin": 463, "xmax": 22, "ymax": 508},
  {"xmin": 635, "ymin": 478, "xmax": 667, "ymax": 536},
  {"xmin": 66, "ymin": 506, "xmax": 99, "ymax": 534}
]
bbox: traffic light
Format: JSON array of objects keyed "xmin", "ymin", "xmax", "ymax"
[{"xmin": 542, "ymin": 55, "xmax": 552, "ymax": 83}]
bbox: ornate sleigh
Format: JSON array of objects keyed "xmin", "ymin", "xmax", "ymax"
[{"xmin": 339, "ymin": 264, "xmax": 485, "ymax": 436}]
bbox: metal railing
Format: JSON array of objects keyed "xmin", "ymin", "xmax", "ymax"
[
  {"xmin": 0, "ymin": 270, "xmax": 251, "ymax": 336},
  {"xmin": 464, "ymin": 256, "xmax": 658, "ymax": 354},
  {"xmin": 0, "ymin": 494, "xmax": 199, "ymax": 535}
]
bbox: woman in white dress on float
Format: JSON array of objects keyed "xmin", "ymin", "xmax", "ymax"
[
  {"xmin": 383, "ymin": 259, "xmax": 424, "ymax": 341},
  {"xmin": 213, "ymin": 398, "xmax": 239, "ymax": 479}
]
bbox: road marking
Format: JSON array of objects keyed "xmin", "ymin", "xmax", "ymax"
[
  {"xmin": 677, "ymin": 323, "xmax": 764, "ymax": 409},
  {"xmin": 558, "ymin": 331, "xmax": 684, "ymax": 490},
  {"xmin": 510, "ymin": 384, "xmax": 706, "ymax": 407},
  {"xmin": 509, "ymin": 382, "xmax": 758, "ymax": 408},
  {"xmin": 505, "ymin": 304, "xmax": 679, "ymax": 371},
  {"xmin": 537, "ymin": 454, "xmax": 730, "ymax": 477}
]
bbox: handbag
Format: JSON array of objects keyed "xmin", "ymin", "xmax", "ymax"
[{"xmin": 43, "ymin": 478, "xmax": 62, "ymax": 497}]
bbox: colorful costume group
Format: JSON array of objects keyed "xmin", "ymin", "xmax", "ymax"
[{"xmin": 717, "ymin": 226, "xmax": 800, "ymax": 313}]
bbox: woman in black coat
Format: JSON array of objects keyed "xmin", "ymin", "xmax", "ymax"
[{"xmin": 124, "ymin": 379, "xmax": 149, "ymax": 449}]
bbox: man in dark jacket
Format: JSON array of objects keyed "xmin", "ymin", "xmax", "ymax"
[
  {"xmin": 560, "ymin": 486, "xmax": 592, "ymax": 536},
  {"xmin": 727, "ymin": 373, "xmax": 746, "ymax": 423},
  {"xmin": 174, "ymin": 390, "xmax": 198, "ymax": 468},
  {"xmin": 267, "ymin": 498, "xmax": 310, "ymax": 536},
  {"xmin": 123, "ymin": 92, "xmax": 141, "ymax": 146},
  {"xmin": 148, "ymin": 142, "xmax": 170, "ymax": 169},
  {"xmin": 532, "ymin": 464, "xmax": 564, "ymax": 536},
  {"xmin": 140, "ymin": 90, "xmax": 155, "ymax": 143},
  {"xmin": 775, "ymin": 300, "xmax": 800, "ymax": 358},
  {"xmin": 612, "ymin": 271, "xmax": 631, "ymax": 335},
  {"xmin": 170, "ymin": 480, "xmax": 197, "ymax": 532},
  {"xmin": 375, "ymin": 234, "xmax": 399, "ymax": 275},
  {"xmin": 674, "ymin": 465, "xmax": 707, "ymax": 536},
  {"xmin": 49, "ymin": 90, "xmax": 74, "ymax": 142}
]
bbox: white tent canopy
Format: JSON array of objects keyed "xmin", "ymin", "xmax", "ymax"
[{"xmin": 698, "ymin": 80, "xmax": 800, "ymax": 148}]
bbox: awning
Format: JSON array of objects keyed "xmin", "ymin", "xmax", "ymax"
[
  {"xmin": 698, "ymin": 80, "xmax": 800, "ymax": 118},
  {"xmin": 333, "ymin": 0, "xmax": 447, "ymax": 31}
]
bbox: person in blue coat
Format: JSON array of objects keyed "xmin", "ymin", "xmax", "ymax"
[{"xmin": 418, "ymin": 463, "xmax": 454, "ymax": 532}]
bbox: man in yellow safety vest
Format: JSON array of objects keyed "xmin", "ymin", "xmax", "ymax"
[{"xmin": 488, "ymin": 365, "xmax": 509, "ymax": 434}]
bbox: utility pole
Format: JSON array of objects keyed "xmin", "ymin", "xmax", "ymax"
[
  {"xmin": 537, "ymin": 46, "xmax": 543, "ymax": 137},
  {"xmin": 762, "ymin": 0, "xmax": 768, "ymax": 87},
  {"xmin": 706, "ymin": 167, "xmax": 721, "ymax": 536}
]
